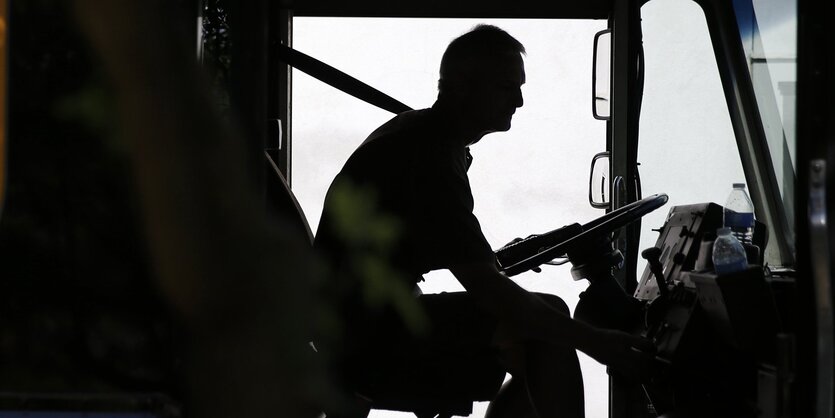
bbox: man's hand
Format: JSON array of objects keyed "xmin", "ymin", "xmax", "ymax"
[
  {"xmin": 498, "ymin": 236, "xmax": 542, "ymax": 273},
  {"xmin": 582, "ymin": 328, "xmax": 657, "ymax": 383}
]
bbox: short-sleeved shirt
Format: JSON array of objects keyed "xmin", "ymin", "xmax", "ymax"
[
  {"xmin": 314, "ymin": 107, "xmax": 495, "ymax": 289},
  {"xmin": 314, "ymin": 108, "xmax": 505, "ymax": 400}
]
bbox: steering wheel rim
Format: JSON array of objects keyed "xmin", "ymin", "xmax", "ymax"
[{"xmin": 501, "ymin": 193, "xmax": 668, "ymax": 276}]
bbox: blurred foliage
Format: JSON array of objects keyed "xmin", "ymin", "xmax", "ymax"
[
  {"xmin": 0, "ymin": 0, "xmax": 180, "ymax": 395},
  {"xmin": 0, "ymin": 0, "xmax": 428, "ymax": 414},
  {"xmin": 54, "ymin": 83, "xmax": 118, "ymax": 141},
  {"xmin": 329, "ymin": 180, "xmax": 428, "ymax": 336}
]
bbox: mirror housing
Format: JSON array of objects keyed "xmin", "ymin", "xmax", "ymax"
[
  {"xmin": 589, "ymin": 151, "xmax": 610, "ymax": 209},
  {"xmin": 592, "ymin": 29, "xmax": 611, "ymax": 120}
]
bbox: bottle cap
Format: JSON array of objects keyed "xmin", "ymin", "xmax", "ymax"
[
  {"xmin": 716, "ymin": 227, "xmax": 731, "ymax": 235},
  {"xmin": 733, "ymin": 183, "xmax": 746, "ymax": 189}
]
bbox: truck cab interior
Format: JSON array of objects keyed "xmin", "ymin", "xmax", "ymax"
[{"xmin": 0, "ymin": 0, "xmax": 832, "ymax": 418}]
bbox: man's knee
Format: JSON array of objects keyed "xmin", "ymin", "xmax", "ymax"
[
  {"xmin": 494, "ymin": 294, "xmax": 570, "ymax": 374},
  {"xmin": 575, "ymin": 277, "xmax": 642, "ymax": 330},
  {"xmin": 534, "ymin": 293, "xmax": 570, "ymax": 316}
]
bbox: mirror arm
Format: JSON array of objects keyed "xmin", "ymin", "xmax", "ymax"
[
  {"xmin": 613, "ymin": 175, "xmax": 626, "ymax": 210},
  {"xmin": 589, "ymin": 151, "xmax": 611, "ymax": 209}
]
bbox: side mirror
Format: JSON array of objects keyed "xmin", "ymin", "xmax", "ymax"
[
  {"xmin": 592, "ymin": 29, "xmax": 611, "ymax": 120},
  {"xmin": 589, "ymin": 151, "xmax": 610, "ymax": 209}
]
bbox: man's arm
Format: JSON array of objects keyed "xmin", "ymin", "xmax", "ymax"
[{"xmin": 449, "ymin": 262, "xmax": 654, "ymax": 379}]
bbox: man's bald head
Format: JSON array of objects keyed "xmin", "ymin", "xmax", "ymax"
[{"xmin": 438, "ymin": 25, "xmax": 526, "ymax": 99}]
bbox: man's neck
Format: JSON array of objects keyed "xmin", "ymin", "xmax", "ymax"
[{"xmin": 432, "ymin": 100, "xmax": 488, "ymax": 147}]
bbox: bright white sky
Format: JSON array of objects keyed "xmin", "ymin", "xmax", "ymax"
[{"xmin": 290, "ymin": 0, "xmax": 746, "ymax": 416}]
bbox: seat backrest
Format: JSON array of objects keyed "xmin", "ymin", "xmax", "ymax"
[{"xmin": 264, "ymin": 151, "xmax": 314, "ymax": 246}]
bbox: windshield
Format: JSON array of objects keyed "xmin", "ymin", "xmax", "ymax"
[{"xmin": 733, "ymin": 0, "xmax": 797, "ymax": 259}]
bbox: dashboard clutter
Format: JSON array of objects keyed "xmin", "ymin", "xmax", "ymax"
[
  {"xmin": 723, "ymin": 183, "xmax": 755, "ymax": 244},
  {"xmin": 713, "ymin": 227, "xmax": 749, "ymax": 274}
]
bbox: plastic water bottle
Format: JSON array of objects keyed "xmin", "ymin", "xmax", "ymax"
[
  {"xmin": 723, "ymin": 183, "xmax": 755, "ymax": 245},
  {"xmin": 712, "ymin": 227, "xmax": 748, "ymax": 274}
]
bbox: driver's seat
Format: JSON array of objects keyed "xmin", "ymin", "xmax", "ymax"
[{"xmin": 264, "ymin": 151, "xmax": 495, "ymax": 418}]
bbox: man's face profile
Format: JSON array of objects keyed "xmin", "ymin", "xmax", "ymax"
[{"xmin": 461, "ymin": 53, "xmax": 526, "ymax": 137}]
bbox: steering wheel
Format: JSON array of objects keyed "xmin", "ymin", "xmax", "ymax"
[{"xmin": 500, "ymin": 193, "xmax": 668, "ymax": 276}]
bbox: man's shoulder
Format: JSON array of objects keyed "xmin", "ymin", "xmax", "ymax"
[
  {"xmin": 365, "ymin": 108, "xmax": 436, "ymax": 143},
  {"xmin": 357, "ymin": 108, "xmax": 460, "ymax": 163}
]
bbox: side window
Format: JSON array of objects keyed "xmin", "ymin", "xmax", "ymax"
[
  {"xmin": 637, "ymin": 0, "xmax": 745, "ymax": 269},
  {"xmin": 734, "ymin": 0, "xmax": 797, "ymax": 264}
]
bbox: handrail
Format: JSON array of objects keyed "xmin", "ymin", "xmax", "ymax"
[
  {"xmin": 276, "ymin": 43, "xmax": 412, "ymax": 115},
  {"xmin": 808, "ymin": 160, "xmax": 834, "ymax": 418}
]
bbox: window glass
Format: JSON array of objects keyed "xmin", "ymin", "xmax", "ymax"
[
  {"xmin": 638, "ymin": 0, "xmax": 745, "ymax": 272},
  {"xmin": 292, "ymin": 18, "xmax": 609, "ymax": 418},
  {"xmin": 733, "ymin": 0, "xmax": 797, "ymax": 262}
]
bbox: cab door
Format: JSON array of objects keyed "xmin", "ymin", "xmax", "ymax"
[
  {"xmin": 608, "ymin": 0, "xmax": 644, "ymax": 295},
  {"xmin": 796, "ymin": 0, "xmax": 834, "ymax": 415}
]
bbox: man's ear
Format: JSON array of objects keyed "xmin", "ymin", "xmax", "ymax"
[
  {"xmin": 439, "ymin": 79, "xmax": 465, "ymax": 101},
  {"xmin": 445, "ymin": 79, "xmax": 479, "ymax": 103}
]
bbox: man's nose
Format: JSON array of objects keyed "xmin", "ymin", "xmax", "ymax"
[{"xmin": 515, "ymin": 88, "xmax": 524, "ymax": 108}]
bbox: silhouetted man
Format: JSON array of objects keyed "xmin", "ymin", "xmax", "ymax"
[{"xmin": 315, "ymin": 25, "xmax": 652, "ymax": 418}]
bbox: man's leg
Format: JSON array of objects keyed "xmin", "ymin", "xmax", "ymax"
[
  {"xmin": 342, "ymin": 292, "xmax": 505, "ymax": 414},
  {"xmin": 524, "ymin": 339, "xmax": 585, "ymax": 418},
  {"xmin": 488, "ymin": 294, "xmax": 585, "ymax": 418},
  {"xmin": 485, "ymin": 377, "xmax": 537, "ymax": 418},
  {"xmin": 574, "ymin": 274, "xmax": 642, "ymax": 331}
]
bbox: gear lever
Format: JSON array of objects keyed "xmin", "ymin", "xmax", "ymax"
[{"xmin": 642, "ymin": 247, "xmax": 669, "ymax": 298}]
